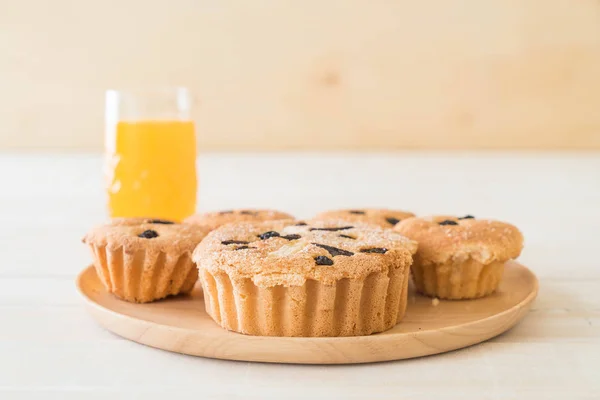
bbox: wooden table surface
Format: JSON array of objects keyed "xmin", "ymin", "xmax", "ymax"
[{"xmin": 1, "ymin": 152, "xmax": 598, "ymax": 399}]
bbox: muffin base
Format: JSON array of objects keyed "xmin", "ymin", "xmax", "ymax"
[
  {"xmin": 199, "ymin": 265, "xmax": 409, "ymax": 337},
  {"xmin": 89, "ymin": 244, "xmax": 198, "ymax": 303},
  {"xmin": 411, "ymin": 258, "xmax": 505, "ymax": 299}
]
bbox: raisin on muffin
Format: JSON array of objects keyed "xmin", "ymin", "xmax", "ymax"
[
  {"xmin": 83, "ymin": 219, "xmax": 210, "ymax": 303},
  {"xmin": 394, "ymin": 215, "xmax": 523, "ymax": 299},
  {"xmin": 185, "ymin": 209, "xmax": 294, "ymax": 231},
  {"xmin": 313, "ymin": 209, "xmax": 415, "ymax": 229},
  {"xmin": 193, "ymin": 219, "xmax": 417, "ymax": 337}
]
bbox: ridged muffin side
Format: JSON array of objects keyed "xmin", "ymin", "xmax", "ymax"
[{"xmin": 410, "ymin": 259, "xmax": 504, "ymax": 299}]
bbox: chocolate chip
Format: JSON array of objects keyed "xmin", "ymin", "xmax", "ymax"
[
  {"xmin": 281, "ymin": 234, "xmax": 301, "ymax": 241},
  {"xmin": 360, "ymin": 247, "xmax": 388, "ymax": 254},
  {"xmin": 146, "ymin": 219, "xmax": 174, "ymax": 224},
  {"xmin": 138, "ymin": 230, "xmax": 159, "ymax": 239},
  {"xmin": 310, "ymin": 226, "xmax": 354, "ymax": 232},
  {"xmin": 240, "ymin": 210, "xmax": 257, "ymax": 215},
  {"xmin": 314, "ymin": 256, "xmax": 334, "ymax": 266},
  {"xmin": 348, "ymin": 210, "xmax": 365, "ymax": 215},
  {"xmin": 234, "ymin": 246, "xmax": 251, "ymax": 250},
  {"xmin": 386, "ymin": 217, "xmax": 400, "ymax": 225},
  {"xmin": 219, "ymin": 210, "xmax": 233, "ymax": 214},
  {"xmin": 312, "ymin": 243, "xmax": 354, "ymax": 257},
  {"xmin": 295, "ymin": 222, "xmax": 307, "ymax": 226},
  {"xmin": 258, "ymin": 231, "xmax": 280, "ymax": 240},
  {"xmin": 222, "ymin": 240, "xmax": 249, "ymax": 245},
  {"xmin": 339, "ymin": 234, "xmax": 355, "ymax": 239},
  {"xmin": 458, "ymin": 215, "xmax": 475, "ymax": 220},
  {"xmin": 439, "ymin": 220, "xmax": 458, "ymax": 226}
]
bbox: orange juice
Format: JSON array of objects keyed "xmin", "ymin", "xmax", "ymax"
[{"xmin": 106, "ymin": 120, "xmax": 197, "ymax": 221}]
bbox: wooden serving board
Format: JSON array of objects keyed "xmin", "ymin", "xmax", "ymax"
[{"xmin": 76, "ymin": 262, "xmax": 538, "ymax": 364}]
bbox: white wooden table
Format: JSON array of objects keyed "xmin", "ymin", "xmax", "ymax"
[{"xmin": 1, "ymin": 152, "xmax": 599, "ymax": 399}]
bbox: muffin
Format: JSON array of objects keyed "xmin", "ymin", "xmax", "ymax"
[
  {"xmin": 185, "ymin": 209, "xmax": 294, "ymax": 230},
  {"xmin": 394, "ymin": 215, "xmax": 523, "ymax": 299},
  {"xmin": 313, "ymin": 208, "xmax": 415, "ymax": 229},
  {"xmin": 83, "ymin": 219, "xmax": 210, "ymax": 303},
  {"xmin": 110, "ymin": 217, "xmax": 179, "ymax": 226},
  {"xmin": 193, "ymin": 219, "xmax": 417, "ymax": 337}
]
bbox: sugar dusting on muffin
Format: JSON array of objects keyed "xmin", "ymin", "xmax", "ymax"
[
  {"xmin": 184, "ymin": 209, "xmax": 294, "ymax": 230},
  {"xmin": 313, "ymin": 208, "xmax": 415, "ymax": 229}
]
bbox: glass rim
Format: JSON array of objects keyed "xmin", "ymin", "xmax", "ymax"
[
  {"xmin": 105, "ymin": 86, "xmax": 193, "ymax": 123},
  {"xmin": 105, "ymin": 86, "xmax": 191, "ymax": 98}
]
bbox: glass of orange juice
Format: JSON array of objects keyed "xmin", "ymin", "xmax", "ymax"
[{"xmin": 105, "ymin": 87, "xmax": 197, "ymax": 222}]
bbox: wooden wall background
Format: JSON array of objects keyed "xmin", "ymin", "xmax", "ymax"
[{"xmin": 2, "ymin": 0, "xmax": 600, "ymax": 151}]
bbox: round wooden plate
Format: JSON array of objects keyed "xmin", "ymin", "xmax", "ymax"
[{"xmin": 77, "ymin": 261, "xmax": 538, "ymax": 364}]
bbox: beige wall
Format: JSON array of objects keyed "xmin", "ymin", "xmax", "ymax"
[{"xmin": 2, "ymin": 0, "xmax": 600, "ymax": 151}]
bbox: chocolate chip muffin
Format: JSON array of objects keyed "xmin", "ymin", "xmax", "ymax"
[
  {"xmin": 394, "ymin": 215, "xmax": 524, "ymax": 299},
  {"xmin": 193, "ymin": 219, "xmax": 417, "ymax": 337},
  {"xmin": 83, "ymin": 219, "xmax": 210, "ymax": 303},
  {"xmin": 313, "ymin": 209, "xmax": 415, "ymax": 229},
  {"xmin": 185, "ymin": 209, "xmax": 294, "ymax": 231}
]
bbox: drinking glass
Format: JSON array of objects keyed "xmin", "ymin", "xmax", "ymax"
[{"xmin": 105, "ymin": 87, "xmax": 197, "ymax": 221}]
